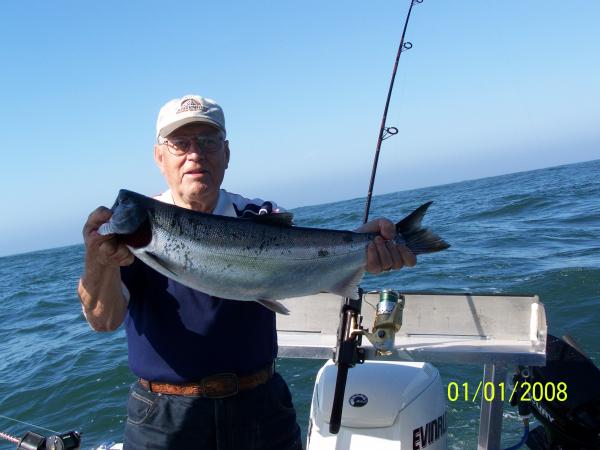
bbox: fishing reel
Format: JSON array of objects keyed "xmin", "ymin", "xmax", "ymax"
[
  {"xmin": 339, "ymin": 289, "xmax": 406, "ymax": 357},
  {"xmin": 360, "ymin": 289, "xmax": 405, "ymax": 356},
  {"xmin": 14, "ymin": 430, "xmax": 81, "ymax": 450}
]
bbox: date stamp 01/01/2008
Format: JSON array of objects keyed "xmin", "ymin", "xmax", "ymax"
[{"xmin": 447, "ymin": 381, "xmax": 567, "ymax": 403}]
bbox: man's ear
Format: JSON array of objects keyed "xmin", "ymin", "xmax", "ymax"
[
  {"xmin": 154, "ymin": 144, "xmax": 166, "ymax": 175},
  {"xmin": 224, "ymin": 140, "xmax": 230, "ymax": 169}
]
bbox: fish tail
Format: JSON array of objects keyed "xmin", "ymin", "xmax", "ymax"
[
  {"xmin": 256, "ymin": 299, "xmax": 291, "ymax": 315},
  {"xmin": 395, "ymin": 202, "xmax": 450, "ymax": 255}
]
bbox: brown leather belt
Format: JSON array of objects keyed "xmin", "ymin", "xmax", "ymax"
[{"xmin": 139, "ymin": 363, "xmax": 274, "ymax": 398}]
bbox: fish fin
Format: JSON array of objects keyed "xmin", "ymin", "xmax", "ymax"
[
  {"xmin": 395, "ymin": 201, "xmax": 450, "ymax": 255},
  {"xmin": 145, "ymin": 252, "xmax": 178, "ymax": 277},
  {"xmin": 330, "ymin": 268, "xmax": 364, "ymax": 300},
  {"xmin": 256, "ymin": 299, "xmax": 290, "ymax": 315},
  {"xmin": 245, "ymin": 212, "xmax": 294, "ymax": 227},
  {"xmin": 396, "ymin": 201, "xmax": 432, "ymax": 234}
]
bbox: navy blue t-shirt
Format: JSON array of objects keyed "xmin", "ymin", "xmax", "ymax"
[{"xmin": 121, "ymin": 258, "xmax": 277, "ymax": 383}]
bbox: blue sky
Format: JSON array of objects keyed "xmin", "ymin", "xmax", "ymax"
[{"xmin": 0, "ymin": 0, "xmax": 598, "ymax": 257}]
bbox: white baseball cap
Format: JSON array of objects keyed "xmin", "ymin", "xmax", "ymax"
[{"xmin": 156, "ymin": 95, "xmax": 226, "ymax": 139}]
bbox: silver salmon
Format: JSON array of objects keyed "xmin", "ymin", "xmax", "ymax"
[{"xmin": 98, "ymin": 189, "xmax": 449, "ymax": 313}]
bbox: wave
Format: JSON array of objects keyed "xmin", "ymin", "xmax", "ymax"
[{"xmin": 507, "ymin": 266, "xmax": 600, "ymax": 294}]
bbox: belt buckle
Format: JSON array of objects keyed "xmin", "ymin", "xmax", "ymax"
[{"xmin": 201, "ymin": 373, "xmax": 239, "ymax": 398}]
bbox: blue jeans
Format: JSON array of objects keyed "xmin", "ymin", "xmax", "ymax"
[{"xmin": 123, "ymin": 372, "xmax": 302, "ymax": 450}]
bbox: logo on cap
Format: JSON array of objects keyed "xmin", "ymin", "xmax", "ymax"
[{"xmin": 176, "ymin": 98, "xmax": 208, "ymax": 115}]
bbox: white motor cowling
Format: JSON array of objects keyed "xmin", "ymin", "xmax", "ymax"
[{"xmin": 307, "ymin": 360, "xmax": 447, "ymax": 450}]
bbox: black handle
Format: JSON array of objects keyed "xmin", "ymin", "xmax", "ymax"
[
  {"xmin": 329, "ymin": 364, "xmax": 349, "ymax": 434},
  {"xmin": 329, "ymin": 292, "xmax": 364, "ymax": 434}
]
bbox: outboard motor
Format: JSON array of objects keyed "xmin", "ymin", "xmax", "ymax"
[
  {"xmin": 512, "ymin": 334, "xmax": 600, "ymax": 449},
  {"xmin": 307, "ymin": 360, "xmax": 447, "ymax": 450}
]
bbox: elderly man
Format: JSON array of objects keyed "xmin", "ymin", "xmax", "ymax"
[{"xmin": 78, "ymin": 94, "xmax": 416, "ymax": 450}]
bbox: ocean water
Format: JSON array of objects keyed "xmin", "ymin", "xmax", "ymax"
[{"xmin": 0, "ymin": 159, "xmax": 599, "ymax": 449}]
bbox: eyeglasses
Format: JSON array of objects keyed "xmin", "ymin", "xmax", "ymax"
[{"xmin": 159, "ymin": 134, "xmax": 224, "ymax": 156}]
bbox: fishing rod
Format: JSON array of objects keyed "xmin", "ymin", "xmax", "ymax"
[
  {"xmin": 329, "ymin": 0, "xmax": 423, "ymax": 435},
  {"xmin": 363, "ymin": 0, "xmax": 422, "ymax": 224}
]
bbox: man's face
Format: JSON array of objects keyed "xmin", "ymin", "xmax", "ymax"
[{"xmin": 154, "ymin": 123, "xmax": 230, "ymax": 212}]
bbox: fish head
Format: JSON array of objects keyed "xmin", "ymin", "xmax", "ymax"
[{"xmin": 98, "ymin": 190, "xmax": 152, "ymax": 248}]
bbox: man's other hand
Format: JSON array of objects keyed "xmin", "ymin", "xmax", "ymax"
[{"xmin": 354, "ymin": 218, "xmax": 416, "ymax": 274}]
